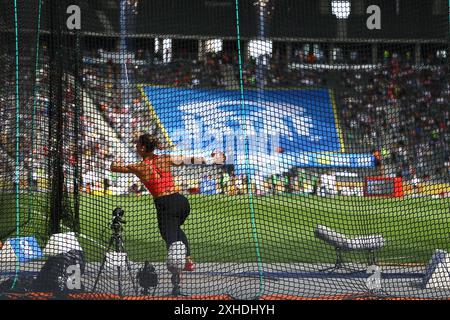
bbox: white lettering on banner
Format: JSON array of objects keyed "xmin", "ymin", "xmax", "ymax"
[
  {"xmin": 178, "ymin": 100, "xmax": 316, "ymax": 141},
  {"xmin": 171, "ymin": 99, "xmax": 318, "ymax": 167}
]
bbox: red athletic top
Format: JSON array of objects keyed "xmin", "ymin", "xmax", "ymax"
[{"xmin": 142, "ymin": 156, "xmax": 175, "ymax": 197}]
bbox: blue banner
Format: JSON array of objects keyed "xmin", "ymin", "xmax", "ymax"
[
  {"xmin": 200, "ymin": 177, "xmax": 217, "ymax": 195},
  {"xmin": 141, "ymin": 86, "xmax": 373, "ymax": 172}
]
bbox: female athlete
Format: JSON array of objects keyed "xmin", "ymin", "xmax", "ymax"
[{"xmin": 110, "ymin": 133, "xmax": 225, "ymax": 271}]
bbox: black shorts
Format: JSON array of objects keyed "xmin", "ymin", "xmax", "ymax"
[
  {"xmin": 154, "ymin": 193, "xmax": 190, "ymax": 219},
  {"xmin": 153, "ymin": 193, "xmax": 191, "ymax": 255}
]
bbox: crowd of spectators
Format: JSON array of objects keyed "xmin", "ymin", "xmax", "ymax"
[
  {"xmin": 1, "ymin": 45, "xmax": 449, "ymax": 194},
  {"xmin": 135, "ymin": 51, "xmax": 234, "ymax": 88},
  {"xmin": 0, "ymin": 60, "xmax": 116, "ymax": 191},
  {"xmin": 226, "ymin": 50, "xmax": 450, "ymax": 184},
  {"xmin": 336, "ymin": 53, "xmax": 450, "ymax": 182}
]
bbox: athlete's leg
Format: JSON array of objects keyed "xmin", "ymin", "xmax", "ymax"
[
  {"xmin": 176, "ymin": 195, "xmax": 194, "ymax": 270},
  {"xmin": 157, "ymin": 213, "xmax": 191, "ymax": 256},
  {"xmin": 177, "ymin": 194, "xmax": 191, "ymax": 257},
  {"xmin": 155, "ymin": 194, "xmax": 191, "ymax": 256}
]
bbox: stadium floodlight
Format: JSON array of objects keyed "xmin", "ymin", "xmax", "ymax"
[
  {"xmin": 257, "ymin": 0, "xmax": 270, "ymax": 7},
  {"xmin": 331, "ymin": 0, "xmax": 351, "ymax": 19},
  {"xmin": 205, "ymin": 39, "xmax": 223, "ymax": 53},
  {"xmin": 437, "ymin": 50, "xmax": 447, "ymax": 59},
  {"xmin": 154, "ymin": 38, "xmax": 160, "ymax": 54},
  {"xmin": 248, "ymin": 40, "xmax": 273, "ymax": 59},
  {"xmin": 163, "ymin": 39, "xmax": 172, "ymax": 63}
]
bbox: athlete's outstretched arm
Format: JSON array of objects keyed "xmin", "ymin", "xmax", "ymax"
[
  {"xmin": 169, "ymin": 155, "xmax": 206, "ymax": 166},
  {"xmin": 110, "ymin": 161, "xmax": 144, "ymax": 174},
  {"xmin": 168, "ymin": 151, "xmax": 226, "ymax": 167}
]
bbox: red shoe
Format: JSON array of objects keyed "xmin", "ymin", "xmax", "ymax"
[{"xmin": 183, "ymin": 261, "xmax": 195, "ymax": 272}]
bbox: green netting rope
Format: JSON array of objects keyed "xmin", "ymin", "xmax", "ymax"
[{"xmin": 234, "ymin": 0, "xmax": 265, "ymax": 297}]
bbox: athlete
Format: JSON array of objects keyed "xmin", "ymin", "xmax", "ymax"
[{"xmin": 110, "ymin": 133, "xmax": 225, "ymax": 271}]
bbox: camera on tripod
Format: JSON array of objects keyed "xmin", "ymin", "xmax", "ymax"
[
  {"xmin": 111, "ymin": 207, "xmax": 126, "ymax": 234},
  {"xmin": 93, "ymin": 207, "xmax": 138, "ymax": 296}
]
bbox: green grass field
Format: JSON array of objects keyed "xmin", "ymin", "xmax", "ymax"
[{"xmin": 1, "ymin": 193, "xmax": 449, "ymax": 264}]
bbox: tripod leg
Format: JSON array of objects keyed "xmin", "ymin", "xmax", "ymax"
[
  {"xmin": 92, "ymin": 256, "xmax": 108, "ymax": 292},
  {"xmin": 92, "ymin": 240, "xmax": 114, "ymax": 292},
  {"xmin": 171, "ymin": 272, "xmax": 181, "ymax": 297},
  {"xmin": 125, "ymin": 259, "xmax": 139, "ymax": 295},
  {"xmin": 117, "ymin": 237, "xmax": 139, "ymax": 295}
]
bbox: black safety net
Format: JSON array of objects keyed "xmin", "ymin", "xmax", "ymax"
[{"xmin": 0, "ymin": 0, "xmax": 449, "ymax": 300}]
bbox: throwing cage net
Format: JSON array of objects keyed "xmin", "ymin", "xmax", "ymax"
[{"xmin": 0, "ymin": 0, "xmax": 449, "ymax": 300}]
